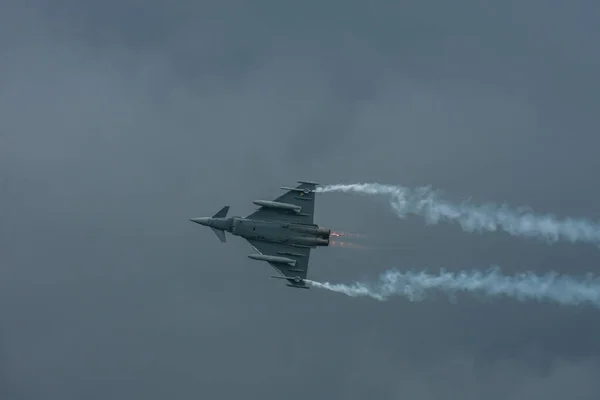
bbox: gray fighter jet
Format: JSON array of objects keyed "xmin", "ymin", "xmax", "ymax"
[{"xmin": 190, "ymin": 181, "xmax": 329, "ymax": 289}]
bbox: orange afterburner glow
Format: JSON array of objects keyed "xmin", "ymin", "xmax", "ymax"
[{"xmin": 331, "ymin": 231, "xmax": 365, "ymax": 238}]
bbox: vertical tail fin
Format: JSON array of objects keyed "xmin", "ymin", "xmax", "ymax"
[{"xmin": 212, "ymin": 206, "xmax": 229, "ymax": 218}]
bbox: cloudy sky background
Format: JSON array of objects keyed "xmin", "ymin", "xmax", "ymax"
[{"xmin": 2, "ymin": 1, "xmax": 600, "ymax": 398}]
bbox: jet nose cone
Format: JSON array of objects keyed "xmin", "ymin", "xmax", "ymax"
[{"xmin": 190, "ymin": 217, "xmax": 210, "ymax": 226}]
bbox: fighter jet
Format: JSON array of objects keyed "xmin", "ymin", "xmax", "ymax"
[{"xmin": 190, "ymin": 181, "xmax": 329, "ymax": 289}]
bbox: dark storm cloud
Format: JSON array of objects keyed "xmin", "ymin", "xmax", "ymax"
[{"xmin": 2, "ymin": 0, "xmax": 600, "ymax": 398}]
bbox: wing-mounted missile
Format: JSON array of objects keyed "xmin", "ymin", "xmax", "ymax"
[
  {"xmin": 252, "ymin": 200, "xmax": 303, "ymax": 213},
  {"xmin": 248, "ymin": 254, "xmax": 297, "ymax": 266}
]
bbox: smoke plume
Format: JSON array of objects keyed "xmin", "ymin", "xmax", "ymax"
[
  {"xmin": 316, "ymin": 183, "xmax": 600, "ymax": 246},
  {"xmin": 306, "ymin": 267, "xmax": 600, "ymax": 308}
]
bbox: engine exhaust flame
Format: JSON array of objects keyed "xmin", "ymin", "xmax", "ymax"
[
  {"xmin": 317, "ymin": 183, "xmax": 600, "ymax": 247},
  {"xmin": 331, "ymin": 231, "xmax": 366, "ymax": 238},
  {"xmin": 330, "ymin": 240, "xmax": 366, "ymax": 249},
  {"xmin": 330, "ymin": 241, "xmax": 413, "ymax": 250},
  {"xmin": 306, "ymin": 267, "xmax": 600, "ymax": 308}
]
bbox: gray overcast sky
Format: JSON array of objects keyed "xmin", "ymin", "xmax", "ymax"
[{"xmin": 2, "ymin": 1, "xmax": 600, "ymax": 399}]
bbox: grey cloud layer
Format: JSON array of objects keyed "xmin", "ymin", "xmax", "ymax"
[{"xmin": 1, "ymin": 1, "xmax": 600, "ymax": 399}]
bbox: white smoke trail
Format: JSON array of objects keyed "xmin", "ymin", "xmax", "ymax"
[
  {"xmin": 306, "ymin": 267, "xmax": 600, "ymax": 308},
  {"xmin": 316, "ymin": 183, "xmax": 600, "ymax": 246}
]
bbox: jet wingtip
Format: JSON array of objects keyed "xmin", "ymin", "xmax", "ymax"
[
  {"xmin": 297, "ymin": 180, "xmax": 319, "ymax": 186},
  {"xmin": 286, "ymin": 283, "xmax": 310, "ymax": 289}
]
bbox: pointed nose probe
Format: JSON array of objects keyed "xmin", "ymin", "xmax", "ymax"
[{"xmin": 190, "ymin": 217, "xmax": 210, "ymax": 226}]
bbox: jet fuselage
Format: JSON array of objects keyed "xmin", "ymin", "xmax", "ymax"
[{"xmin": 191, "ymin": 217, "xmax": 330, "ymax": 247}]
